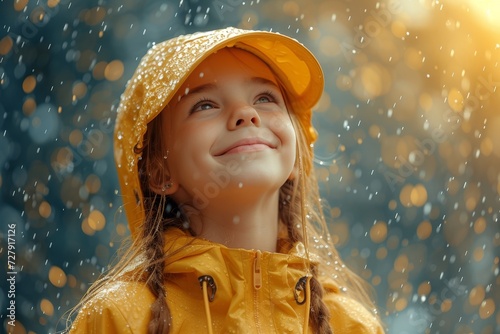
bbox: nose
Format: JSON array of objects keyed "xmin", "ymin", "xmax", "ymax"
[{"xmin": 227, "ymin": 104, "xmax": 261, "ymax": 129}]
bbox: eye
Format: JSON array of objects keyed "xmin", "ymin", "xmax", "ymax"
[
  {"xmin": 191, "ymin": 98, "xmax": 217, "ymax": 113},
  {"xmin": 255, "ymin": 91, "xmax": 277, "ymax": 104}
]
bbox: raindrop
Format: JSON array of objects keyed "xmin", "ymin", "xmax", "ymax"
[
  {"xmin": 27, "ymin": 103, "xmax": 60, "ymax": 144},
  {"xmin": 14, "ymin": 62, "xmax": 26, "ymax": 79},
  {"xmin": 194, "ymin": 13, "xmax": 208, "ymax": 27}
]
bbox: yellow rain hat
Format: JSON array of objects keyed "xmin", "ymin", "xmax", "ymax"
[{"xmin": 114, "ymin": 27, "xmax": 324, "ymax": 237}]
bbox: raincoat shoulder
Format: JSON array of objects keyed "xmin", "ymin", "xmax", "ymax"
[{"xmin": 70, "ymin": 280, "xmax": 153, "ymax": 333}]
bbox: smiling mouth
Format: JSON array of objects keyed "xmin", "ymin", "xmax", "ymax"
[
  {"xmin": 223, "ymin": 143, "xmax": 271, "ymax": 155},
  {"xmin": 215, "ymin": 138, "xmax": 275, "ymax": 156}
]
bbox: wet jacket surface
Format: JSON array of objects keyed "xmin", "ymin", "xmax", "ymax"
[{"xmin": 71, "ymin": 228, "xmax": 384, "ymax": 333}]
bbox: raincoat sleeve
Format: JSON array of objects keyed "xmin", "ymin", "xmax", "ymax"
[
  {"xmin": 320, "ymin": 276, "xmax": 385, "ymax": 334},
  {"xmin": 69, "ymin": 282, "xmax": 153, "ymax": 334}
]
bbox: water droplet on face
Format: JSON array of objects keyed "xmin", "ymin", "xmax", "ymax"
[
  {"xmin": 238, "ymin": 182, "xmax": 243, "ymax": 188},
  {"xmin": 232, "ymin": 216, "xmax": 240, "ymax": 224}
]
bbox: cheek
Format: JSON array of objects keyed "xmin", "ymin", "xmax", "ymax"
[
  {"xmin": 269, "ymin": 114, "xmax": 297, "ymax": 165},
  {"xmin": 169, "ymin": 128, "xmax": 213, "ymax": 169},
  {"xmin": 271, "ymin": 114, "xmax": 296, "ymax": 146}
]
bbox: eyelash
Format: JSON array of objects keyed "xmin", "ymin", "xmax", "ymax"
[
  {"xmin": 190, "ymin": 97, "xmax": 214, "ymax": 114},
  {"xmin": 256, "ymin": 90, "xmax": 278, "ymax": 104}
]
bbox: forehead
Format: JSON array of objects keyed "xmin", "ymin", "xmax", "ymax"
[{"xmin": 180, "ymin": 47, "xmax": 279, "ymax": 89}]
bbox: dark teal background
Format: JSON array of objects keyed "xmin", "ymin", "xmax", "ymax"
[{"xmin": 0, "ymin": 0, "xmax": 499, "ymax": 333}]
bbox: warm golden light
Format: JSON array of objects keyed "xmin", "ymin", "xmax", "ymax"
[{"xmin": 466, "ymin": 0, "xmax": 500, "ymax": 30}]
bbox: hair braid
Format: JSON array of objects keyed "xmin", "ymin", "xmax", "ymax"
[
  {"xmin": 135, "ymin": 115, "xmax": 173, "ymax": 333},
  {"xmin": 279, "ymin": 179, "xmax": 333, "ymax": 333},
  {"xmin": 309, "ymin": 268, "xmax": 333, "ymax": 334},
  {"xmin": 143, "ymin": 203, "xmax": 171, "ymax": 334}
]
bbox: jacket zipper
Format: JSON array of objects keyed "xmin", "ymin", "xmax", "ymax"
[
  {"xmin": 253, "ymin": 251, "xmax": 262, "ymax": 333},
  {"xmin": 253, "ymin": 250, "xmax": 262, "ymax": 289}
]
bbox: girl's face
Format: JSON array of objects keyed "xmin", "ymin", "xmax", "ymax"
[{"xmin": 160, "ymin": 48, "xmax": 297, "ymax": 208}]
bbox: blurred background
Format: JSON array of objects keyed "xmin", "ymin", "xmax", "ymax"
[{"xmin": 0, "ymin": 0, "xmax": 499, "ymax": 333}]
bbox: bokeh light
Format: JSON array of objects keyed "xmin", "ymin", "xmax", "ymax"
[{"xmin": 1, "ymin": 0, "xmax": 499, "ymax": 333}]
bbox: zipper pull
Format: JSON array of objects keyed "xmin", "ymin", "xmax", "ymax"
[{"xmin": 253, "ymin": 251, "xmax": 262, "ymax": 290}]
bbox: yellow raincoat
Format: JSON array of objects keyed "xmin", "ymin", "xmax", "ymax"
[{"xmin": 71, "ymin": 228, "xmax": 384, "ymax": 333}]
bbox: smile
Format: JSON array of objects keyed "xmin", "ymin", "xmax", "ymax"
[
  {"xmin": 223, "ymin": 143, "xmax": 271, "ymax": 154},
  {"xmin": 215, "ymin": 138, "xmax": 276, "ymax": 156}
]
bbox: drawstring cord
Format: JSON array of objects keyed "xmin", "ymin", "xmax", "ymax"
[
  {"xmin": 202, "ymin": 281, "xmax": 214, "ymax": 334},
  {"xmin": 199, "ymin": 275, "xmax": 216, "ymax": 334}
]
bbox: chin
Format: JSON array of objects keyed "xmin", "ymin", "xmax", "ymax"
[{"xmin": 232, "ymin": 170, "xmax": 289, "ymax": 189}]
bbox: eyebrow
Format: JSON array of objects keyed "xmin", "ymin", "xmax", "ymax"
[
  {"xmin": 181, "ymin": 76, "xmax": 280, "ymax": 98},
  {"xmin": 249, "ymin": 76, "xmax": 280, "ymax": 89}
]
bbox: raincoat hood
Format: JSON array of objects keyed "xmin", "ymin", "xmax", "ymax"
[
  {"xmin": 71, "ymin": 228, "xmax": 384, "ymax": 334},
  {"xmin": 113, "ymin": 27, "xmax": 324, "ymax": 237}
]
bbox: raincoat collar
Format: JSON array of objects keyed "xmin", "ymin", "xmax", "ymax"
[
  {"xmin": 162, "ymin": 227, "xmax": 314, "ymax": 268},
  {"xmin": 159, "ymin": 228, "xmax": 315, "ymax": 333}
]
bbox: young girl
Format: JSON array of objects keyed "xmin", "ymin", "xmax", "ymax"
[{"xmin": 69, "ymin": 27, "xmax": 385, "ymax": 333}]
